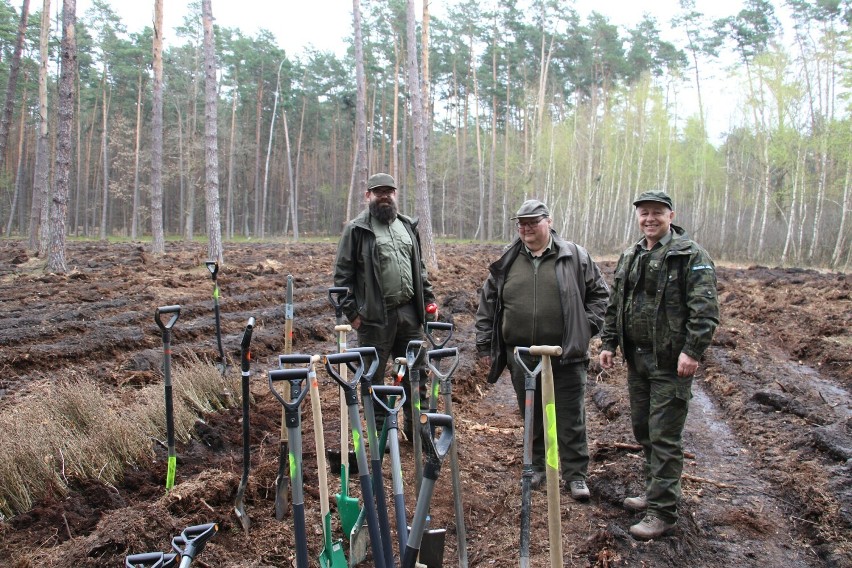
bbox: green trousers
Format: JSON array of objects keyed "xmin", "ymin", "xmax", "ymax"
[
  {"xmin": 507, "ymin": 348, "xmax": 589, "ymax": 481},
  {"xmin": 627, "ymin": 347, "xmax": 692, "ymax": 523}
]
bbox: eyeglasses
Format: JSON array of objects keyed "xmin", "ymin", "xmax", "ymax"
[
  {"xmin": 370, "ymin": 188, "xmax": 396, "ymax": 197},
  {"xmin": 516, "ymin": 217, "xmax": 547, "ymax": 230}
]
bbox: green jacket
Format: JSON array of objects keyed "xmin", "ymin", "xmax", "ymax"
[
  {"xmin": 475, "ymin": 232, "xmax": 610, "ymax": 383},
  {"xmin": 333, "ymin": 208, "xmax": 436, "ymax": 326},
  {"xmin": 600, "ymin": 224, "xmax": 719, "ymax": 367}
]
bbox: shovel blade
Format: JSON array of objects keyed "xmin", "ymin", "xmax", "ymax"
[
  {"xmin": 234, "ymin": 503, "xmax": 250, "ymax": 535},
  {"xmin": 326, "ymin": 449, "xmax": 360, "ymax": 476},
  {"xmin": 418, "ymin": 528, "xmax": 446, "ymax": 568},
  {"xmin": 320, "ymin": 540, "xmax": 348, "ymax": 568},
  {"xmin": 348, "ymin": 521, "xmax": 369, "ymax": 567}
]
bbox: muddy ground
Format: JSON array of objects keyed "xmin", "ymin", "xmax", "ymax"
[{"xmin": 0, "ymin": 239, "xmax": 850, "ymax": 568}]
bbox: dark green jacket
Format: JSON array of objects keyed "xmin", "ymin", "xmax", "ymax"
[
  {"xmin": 475, "ymin": 232, "xmax": 610, "ymax": 383},
  {"xmin": 600, "ymin": 224, "xmax": 719, "ymax": 367},
  {"xmin": 333, "ymin": 208, "xmax": 436, "ymax": 326}
]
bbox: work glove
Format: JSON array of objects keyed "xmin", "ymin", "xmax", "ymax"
[{"xmin": 425, "ymin": 302, "xmax": 438, "ymax": 322}]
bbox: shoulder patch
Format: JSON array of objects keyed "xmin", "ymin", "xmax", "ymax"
[{"xmin": 692, "ymin": 265, "xmax": 713, "ymax": 271}]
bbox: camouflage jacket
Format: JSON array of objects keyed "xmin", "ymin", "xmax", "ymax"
[{"xmin": 600, "ymin": 224, "xmax": 719, "ymax": 367}]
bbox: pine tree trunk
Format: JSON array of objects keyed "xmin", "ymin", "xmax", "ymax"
[
  {"xmin": 201, "ymin": 0, "xmax": 223, "ymax": 263},
  {"xmin": 131, "ymin": 70, "xmax": 142, "ymax": 240},
  {"xmin": 47, "ymin": 0, "xmax": 75, "ymax": 274},
  {"xmin": 150, "ymin": 0, "xmax": 165, "ymax": 254},
  {"xmin": 29, "ymin": 0, "xmax": 50, "ymax": 249},
  {"xmin": 0, "ymin": 0, "xmax": 29, "ymax": 173},
  {"xmin": 352, "ymin": 0, "xmax": 368, "ymax": 214},
  {"xmin": 406, "ymin": 0, "xmax": 436, "ymax": 270}
]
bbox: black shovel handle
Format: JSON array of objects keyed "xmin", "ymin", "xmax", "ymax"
[
  {"xmin": 205, "ymin": 260, "xmax": 219, "ymax": 280},
  {"xmin": 125, "ymin": 552, "xmax": 178, "ymax": 568},
  {"xmin": 426, "ymin": 347, "xmax": 459, "ymax": 381},
  {"xmin": 324, "ymin": 351, "xmax": 364, "ymax": 392},
  {"xmin": 240, "ymin": 317, "xmax": 255, "ymax": 373},
  {"xmin": 344, "ymin": 346, "xmax": 380, "ymax": 382},
  {"xmin": 419, "ymin": 412, "xmax": 454, "ymax": 480},
  {"xmin": 278, "ymin": 353, "xmax": 314, "ymax": 367},
  {"xmin": 425, "ymin": 321, "xmax": 454, "ymax": 349},
  {"xmin": 405, "ymin": 339, "xmax": 428, "ymax": 369},
  {"xmin": 372, "ymin": 385, "xmax": 407, "ymax": 415},
  {"xmin": 327, "ymin": 287, "xmax": 348, "ymax": 319},
  {"xmin": 269, "ymin": 368, "xmax": 310, "ymax": 412},
  {"xmin": 514, "ymin": 347, "xmax": 543, "ymax": 388},
  {"xmin": 154, "ymin": 305, "xmax": 181, "ymax": 332},
  {"xmin": 171, "ymin": 522, "xmax": 218, "ymax": 561}
]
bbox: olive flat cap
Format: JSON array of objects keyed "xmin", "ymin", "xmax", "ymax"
[
  {"xmin": 633, "ymin": 190, "xmax": 673, "ymax": 210},
  {"xmin": 511, "ymin": 199, "xmax": 550, "ymax": 219},
  {"xmin": 367, "ymin": 173, "xmax": 397, "ymax": 191}
]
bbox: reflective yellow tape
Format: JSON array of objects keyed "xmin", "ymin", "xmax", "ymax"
[{"xmin": 545, "ymin": 402, "xmax": 558, "ymax": 469}]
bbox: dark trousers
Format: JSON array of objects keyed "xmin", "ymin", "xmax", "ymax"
[
  {"xmin": 356, "ymin": 303, "xmax": 424, "ymax": 433},
  {"xmin": 626, "ymin": 347, "xmax": 692, "ymax": 523},
  {"xmin": 507, "ymin": 348, "xmax": 589, "ymax": 481}
]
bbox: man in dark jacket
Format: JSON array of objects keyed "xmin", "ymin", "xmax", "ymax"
[
  {"xmin": 475, "ymin": 199, "xmax": 609, "ymax": 501},
  {"xmin": 600, "ymin": 190, "xmax": 719, "ymax": 540},
  {"xmin": 333, "ymin": 172, "xmax": 437, "ymax": 436}
]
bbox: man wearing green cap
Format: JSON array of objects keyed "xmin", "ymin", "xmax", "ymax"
[
  {"xmin": 599, "ymin": 190, "xmax": 719, "ymax": 540},
  {"xmin": 333, "ymin": 172, "xmax": 437, "ymax": 437},
  {"xmin": 475, "ymin": 199, "xmax": 610, "ymax": 501}
]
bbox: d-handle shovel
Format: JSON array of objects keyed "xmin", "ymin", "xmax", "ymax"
[
  {"xmin": 513, "ymin": 347, "xmax": 543, "ymax": 568},
  {"xmin": 325, "ymin": 351, "xmax": 387, "ymax": 568},
  {"xmin": 171, "ymin": 522, "xmax": 218, "ymax": 568},
  {"xmin": 205, "ymin": 261, "xmax": 226, "ymax": 375},
  {"xmin": 234, "ymin": 317, "xmax": 255, "ymax": 536},
  {"xmin": 274, "ymin": 275, "xmax": 296, "ymax": 521},
  {"xmin": 155, "ymin": 305, "xmax": 181, "ymax": 492},
  {"xmin": 532, "ymin": 345, "xmax": 564, "ymax": 568},
  {"xmin": 424, "ymin": 321, "xmax": 454, "ymax": 349},
  {"xmin": 125, "ymin": 552, "xmax": 178, "ymax": 568},
  {"xmin": 426, "ymin": 347, "xmax": 468, "ymax": 568},
  {"xmin": 306, "ymin": 354, "xmax": 348, "ymax": 568},
  {"xmin": 269, "ymin": 366, "xmax": 311, "ymax": 568},
  {"xmin": 406, "ymin": 340, "xmax": 428, "ymax": 493},
  {"xmin": 344, "ymin": 347, "xmax": 394, "ymax": 568},
  {"xmin": 401, "ymin": 412, "xmax": 454, "ymax": 568},
  {"xmin": 373, "ymin": 385, "xmax": 409, "ymax": 558}
]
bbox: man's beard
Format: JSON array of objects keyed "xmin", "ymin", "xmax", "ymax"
[{"xmin": 369, "ymin": 199, "xmax": 398, "ymax": 224}]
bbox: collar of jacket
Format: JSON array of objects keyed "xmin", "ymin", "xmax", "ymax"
[
  {"xmin": 623, "ymin": 224, "xmax": 695, "ymax": 258},
  {"xmin": 351, "ymin": 208, "xmax": 419, "ymax": 232},
  {"xmin": 490, "ymin": 230, "xmax": 574, "ymax": 276}
]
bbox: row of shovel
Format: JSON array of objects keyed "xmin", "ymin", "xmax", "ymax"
[{"xmin": 133, "ymin": 273, "xmax": 467, "ymax": 568}]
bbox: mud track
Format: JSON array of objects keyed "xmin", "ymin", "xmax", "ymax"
[{"xmin": 0, "ymin": 239, "xmax": 849, "ymax": 567}]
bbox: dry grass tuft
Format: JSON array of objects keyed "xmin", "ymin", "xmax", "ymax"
[{"xmin": 0, "ymin": 357, "xmax": 237, "ymax": 519}]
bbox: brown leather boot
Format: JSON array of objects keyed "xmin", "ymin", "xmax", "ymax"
[
  {"xmin": 629, "ymin": 515, "xmax": 676, "ymax": 540},
  {"xmin": 623, "ymin": 495, "xmax": 648, "ymax": 512}
]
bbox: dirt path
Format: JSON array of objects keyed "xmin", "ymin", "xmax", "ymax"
[{"xmin": 0, "ymin": 240, "xmax": 849, "ymax": 567}]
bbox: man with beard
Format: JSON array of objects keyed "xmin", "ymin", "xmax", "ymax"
[{"xmin": 333, "ymin": 172, "xmax": 437, "ymax": 437}]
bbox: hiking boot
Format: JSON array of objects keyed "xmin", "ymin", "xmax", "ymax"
[
  {"xmin": 567, "ymin": 480, "xmax": 590, "ymax": 501},
  {"xmin": 623, "ymin": 495, "xmax": 648, "ymax": 512},
  {"xmin": 629, "ymin": 515, "xmax": 676, "ymax": 540},
  {"xmin": 530, "ymin": 470, "xmax": 546, "ymax": 490}
]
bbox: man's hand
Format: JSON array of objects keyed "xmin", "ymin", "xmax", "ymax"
[
  {"xmin": 351, "ymin": 315, "xmax": 362, "ymax": 330},
  {"xmin": 599, "ymin": 350, "xmax": 614, "ymax": 369},
  {"xmin": 677, "ymin": 352, "xmax": 699, "ymax": 377}
]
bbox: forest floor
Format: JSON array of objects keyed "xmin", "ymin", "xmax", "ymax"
[{"xmin": 0, "ymin": 239, "xmax": 850, "ymax": 568}]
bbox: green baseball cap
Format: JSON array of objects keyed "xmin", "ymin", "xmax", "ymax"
[
  {"xmin": 367, "ymin": 173, "xmax": 397, "ymax": 191},
  {"xmin": 633, "ymin": 190, "xmax": 673, "ymax": 210}
]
